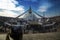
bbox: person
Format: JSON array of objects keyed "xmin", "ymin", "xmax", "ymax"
[{"xmin": 5, "ymin": 22, "xmax": 23, "ymax": 40}]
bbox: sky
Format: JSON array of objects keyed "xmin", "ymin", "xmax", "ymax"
[{"xmin": 0, "ymin": 0, "xmax": 60, "ymax": 17}]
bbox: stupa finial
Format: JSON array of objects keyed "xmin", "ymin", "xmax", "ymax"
[{"xmin": 29, "ymin": 6, "xmax": 32, "ymax": 14}]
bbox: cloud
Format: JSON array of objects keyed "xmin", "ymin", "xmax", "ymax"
[
  {"xmin": 0, "ymin": 0, "xmax": 25, "ymax": 17},
  {"xmin": 38, "ymin": 2, "xmax": 52, "ymax": 13},
  {"xmin": 31, "ymin": 0, "xmax": 37, "ymax": 2},
  {"xmin": 24, "ymin": 0, "xmax": 37, "ymax": 2},
  {"xmin": 38, "ymin": 6, "xmax": 47, "ymax": 13},
  {"xmin": 0, "ymin": 0, "xmax": 25, "ymax": 10},
  {"xmin": 0, "ymin": 10, "xmax": 18, "ymax": 17}
]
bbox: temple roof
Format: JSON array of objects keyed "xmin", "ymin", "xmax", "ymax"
[{"xmin": 16, "ymin": 7, "xmax": 43, "ymax": 20}]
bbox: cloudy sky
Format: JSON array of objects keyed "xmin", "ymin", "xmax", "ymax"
[{"xmin": 0, "ymin": 0, "xmax": 60, "ymax": 17}]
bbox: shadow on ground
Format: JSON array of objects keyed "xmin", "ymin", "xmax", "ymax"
[{"xmin": 0, "ymin": 32, "xmax": 60, "ymax": 40}]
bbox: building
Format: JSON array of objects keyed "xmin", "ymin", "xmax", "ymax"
[
  {"xmin": 0, "ymin": 7, "xmax": 58, "ymax": 33},
  {"xmin": 15, "ymin": 7, "xmax": 57, "ymax": 33}
]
